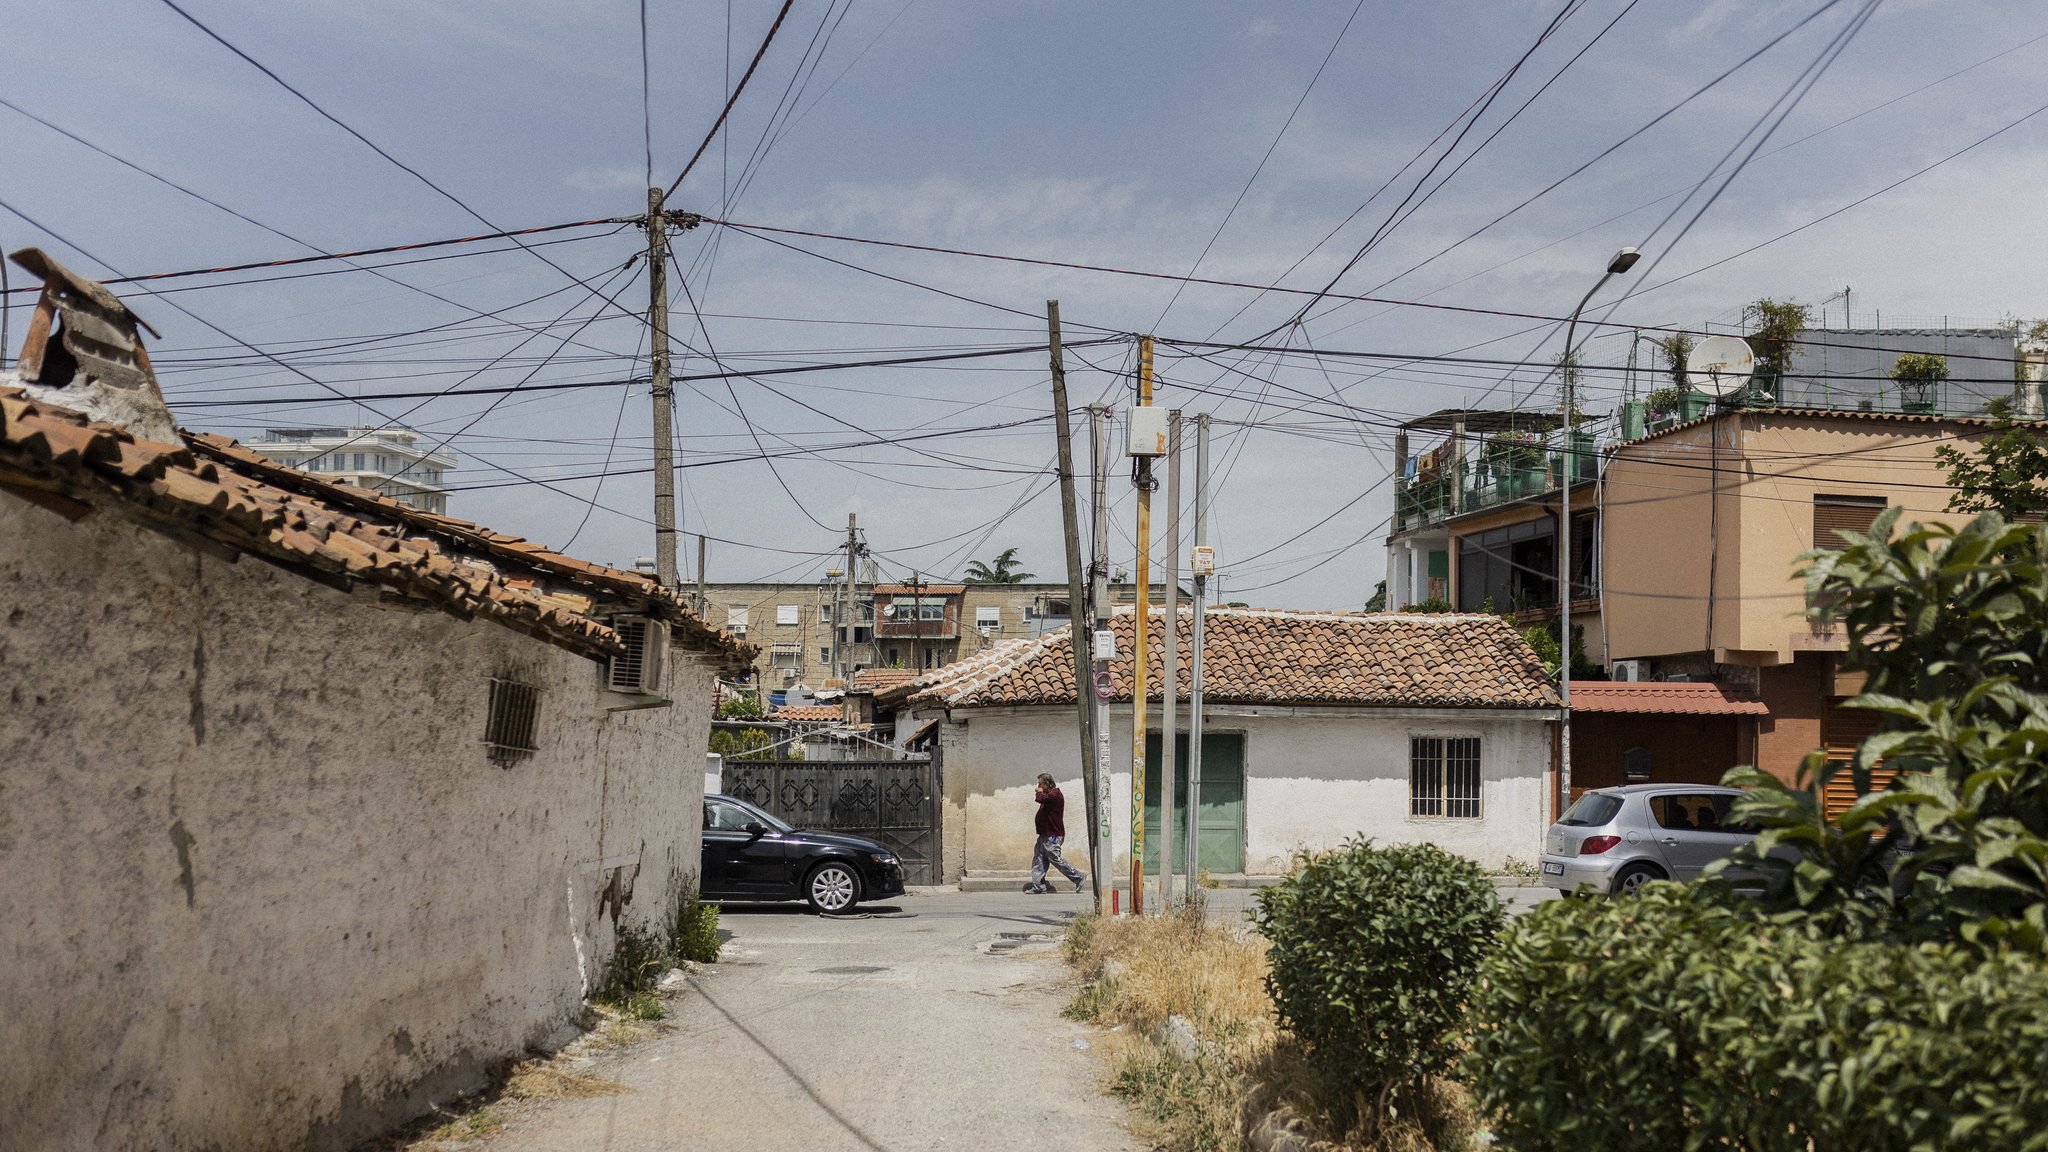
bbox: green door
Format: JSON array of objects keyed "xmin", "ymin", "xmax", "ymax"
[{"xmin": 1143, "ymin": 732, "xmax": 1245, "ymax": 873}]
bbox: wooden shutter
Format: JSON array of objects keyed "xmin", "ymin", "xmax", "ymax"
[
  {"xmin": 1813, "ymin": 494, "xmax": 1886, "ymax": 550},
  {"xmin": 1820, "ymin": 698, "xmax": 1894, "ymax": 818}
]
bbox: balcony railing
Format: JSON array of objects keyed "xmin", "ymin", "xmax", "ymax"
[{"xmin": 1395, "ymin": 430, "xmax": 1600, "ymax": 533}]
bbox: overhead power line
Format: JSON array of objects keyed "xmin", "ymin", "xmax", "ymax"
[{"xmin": 664, "ymin": 0, "xmax": 799, "ymax": 198}]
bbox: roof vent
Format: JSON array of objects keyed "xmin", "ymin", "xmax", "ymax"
[{"xmin": 8, "ymin": 247, "xmax": 175, "ymax": 443}]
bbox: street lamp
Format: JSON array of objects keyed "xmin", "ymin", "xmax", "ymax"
[{"xmin": 1557, "ymin": 246, "xmax": 1639, "ymax": 820}]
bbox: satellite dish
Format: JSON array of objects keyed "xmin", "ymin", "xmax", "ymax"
[
  {"xmin": 1689, "ymin": 335, "xmax": 1754, "ymax": 398},
  {"xmin": 882, "ymin": 602, "xmax": 897, "ymax": 618}
]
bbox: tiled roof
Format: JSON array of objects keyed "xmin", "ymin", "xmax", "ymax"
[
  {"xmin": 0, "ymin": 387, "xmax": 753, "ymax": 668},
  {"xmin": 771, "ymin": 704, "xmax": 843, "ymax": 723},
  {"xmin": 1567, "ymin": 681, "xmax": 1768, "ymax": 715},
  {"xmin": 904, "ymin": 608, "xmax": 1559, "ymax": 710},
  {"xmin": 849, "ymin": 667, "xmax": 919, "ymax": 693},
  {"xmin": 1623, "ymin": 405, "xmax": 2012, "ymax": 445},
  {"xmin": 875, "ymin": 583, "xmax": 965, "ymax": 595}
]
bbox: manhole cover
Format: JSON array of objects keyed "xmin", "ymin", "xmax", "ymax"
[{"xmin": 812, "ymin": 965, "xmax": 890, "ymax": 976}]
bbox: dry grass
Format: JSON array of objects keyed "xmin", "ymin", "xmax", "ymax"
[
  {"xmin": 1064, "ymin": 910, "xmax": 1478, "ymax": 1152},
  {"xmin": 502, "ymin": 1060, "xmax": 625, "ymax": 1101}
]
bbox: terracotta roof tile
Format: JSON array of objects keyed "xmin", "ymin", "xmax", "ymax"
[
  {"xmin": 849, "ymin": 667, "xmax": 920, "ymax": 693},
  {"xmin": 905, "ymin": 608, "xmax": 1559, "ymax": 710},
  {"xmin": 1567, "ymin": 681, "xmax": 1767, "ymax": 715},
  {"xmin": 771, "ymin": 704, "xmax": 843, "ymax": 722},
  {"xmin": 0, "ymin": 388, "xmax": 753, "ymax": 668}
]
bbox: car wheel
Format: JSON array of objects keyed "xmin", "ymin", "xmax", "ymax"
[
  {"xmin": 805, "ymin": 860, "xmax": 861, "ymax": 915},
  {"xmin": 1612, "ymin": 862, "xmax": 1667, "ymax": 895}
]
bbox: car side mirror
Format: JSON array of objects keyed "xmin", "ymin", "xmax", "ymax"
[{"xmin": 742, "ymin": 821, "xmax": 768, "ymax": 836}]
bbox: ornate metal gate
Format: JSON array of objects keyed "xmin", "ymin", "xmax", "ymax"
[{"xmin": 720, "ymin": 757, "xmax": 940, "ymax": 885}]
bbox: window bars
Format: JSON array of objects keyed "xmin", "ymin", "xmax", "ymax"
[
  {"xmin": 1410, "ymin": 735, "xmax": 1482, "ymax": 819},
  {"xmin": 484, "ymin": 677, "xmax": 541, "ymax": 766}
]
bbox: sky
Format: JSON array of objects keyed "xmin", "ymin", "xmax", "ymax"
[{"xmin": 4, "ymin": 0, "xmax": 2045, "ymax": 607}]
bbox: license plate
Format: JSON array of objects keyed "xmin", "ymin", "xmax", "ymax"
[{"xmin": 1542, "ymin": 861, "xmax": 1564, "ymax": 876}]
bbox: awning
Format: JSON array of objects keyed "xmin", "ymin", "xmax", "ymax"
[{"xmin": 1568, "ymin": 681, "xmax": 1768, "ymax": 716}]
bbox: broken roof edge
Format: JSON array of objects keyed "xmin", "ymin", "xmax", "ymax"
[
  {"xmin": 0, "ymin": 389, "xmax": 753, "ymax": 671},
  {"xmin": 183, "ymin": 430, "xmax": 752, "ymax": 667}
]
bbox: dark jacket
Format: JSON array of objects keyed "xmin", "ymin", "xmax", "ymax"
[{"xmin": 1034, "ymin": 786, "xmax": 1066, "ymax": 838}]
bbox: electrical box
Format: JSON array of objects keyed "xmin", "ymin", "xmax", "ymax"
[
  {"xmin": 1190, "ymin": 546, "xmax": 1216, "ymax": 577},
  {"xmin": 1092, "ymin": 628, "xmax": 1118, "ymax": 660},
  {"xmin": 1125, "ymin": 406, "xmax": 1170, "ymax": 457}
]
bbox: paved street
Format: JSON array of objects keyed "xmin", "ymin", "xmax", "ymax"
[{"xmin": 489, "ymin": 890, "xmax": 1131, "ymax": 1152}]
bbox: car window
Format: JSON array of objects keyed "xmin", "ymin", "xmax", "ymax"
[
  {"xmin": 1652, "ymin": 794, "xmax": 1742, "ymax": 833},
  {"xmin": 704, "ymin": 801, "xmax": 757, "ymax": 831},
  {"xmin": 1560, "ymin": 794, "xmax": 1622, "ymax": 826}
]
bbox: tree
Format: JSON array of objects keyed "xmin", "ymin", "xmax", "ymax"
[
  {"xmin": 1744, "ymin": 298, "xmax": 1811, "ymax": 384},
  {"xmin": 963, "ymin": 547, "xmax": 1034, "ymax": 584},
  {"xmin": 1889, "ymin": 351, "xmax": 1949, "ymax": 410},
  {"xmin": 1934, "ymin": 397, "xmax": 2048, "ymax": 519},
  {"xmin": 1651, "ymin": 329, "xmax": 1694, "ymax": 391}
]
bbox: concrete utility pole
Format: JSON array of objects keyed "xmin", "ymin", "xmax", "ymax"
[
  {"xmin": 696, "ymin": 535, "xmax": 708, "ymax": 616},
  {"xmin": 1186, "ymin": 413, "xmax": 1209, "ymax": 888},
  {"xmin": 1158, "ymin": 412, "xmax": 1181, "ymax": 910},
  {"xmin": 1088, "ymin": 405, "xmax": 1113, "ymax": 903},
  {"xmin": 834, "ymin": 514, "xmax": 858, "ymax": 679},
  {"xmin": 1048, "ymin": 301, "xmax": 1102, "ymax": 913},
  {"xmin": 1130, "ymin": 335, "xmax": 1155, "ymax": 916},
  {"xmin": 646, "ymin": 187, "xmax": 679, "ymax": 588}
]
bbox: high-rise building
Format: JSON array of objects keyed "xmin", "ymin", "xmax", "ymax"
[{"xmin": 244, "ymin": 427, "xmax": 456, "ymax": 514}]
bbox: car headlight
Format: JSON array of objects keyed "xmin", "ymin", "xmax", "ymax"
[{"xmin": 868, "ymin": 851, "xmax": 898, "ymax": 866}]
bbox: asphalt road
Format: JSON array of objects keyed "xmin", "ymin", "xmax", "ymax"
[{"xmin": 489, "ymin": 890, "xmax": 1131, "ymax": 1152}]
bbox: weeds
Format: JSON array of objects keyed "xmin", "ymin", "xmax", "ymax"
[
  {"xmin": 593, "ymin": 887, "xmax": 721, "ymax": 1008},
  {"xmin": 1498, "ymin": 856, "xmax": 1539, "ymax": 884}
]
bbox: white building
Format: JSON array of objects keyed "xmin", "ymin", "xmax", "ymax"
[
  {"xmin": 887, "ymin": 607, "xmax": 1561, "ymax": 886},
  {"xmin": 244, "ymin": 425, "xmax": 456, "ymax": 514}
]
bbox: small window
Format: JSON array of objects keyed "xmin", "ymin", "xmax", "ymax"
[
  {"xmin": 975, "ymin": 606, "xmax": 1002, "ymax": 627},
  {"xmin": 818, "ymin": 647, "xmax": 831, "ymax": 663},
  {"xmin": 725, "ymin": 606, "xmax": 750, "ymax": 633},
  {"xmin": 1623, "ymin": 746, "xmax": 1652, "ymax": 782},
  {"xmin": 1410, "ymin": 736, "xmax": 1481, "ymax": 818},
  {"xmin": 1813, "ymin": 494, "xmax": 1886, "ymax": 550},
  {"xmin": 776, "ymin": 604, "xmax": 800, "ymax": 626},
  {"xmin": 484, "ymin": 677, "xmax": 541, "ymax": 766}
]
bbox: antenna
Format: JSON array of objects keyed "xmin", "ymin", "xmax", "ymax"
[{"xmin": 1690, "ymin": 334, "xmax": 1755, "ymax": 399}]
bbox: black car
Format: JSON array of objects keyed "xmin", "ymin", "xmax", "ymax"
[{"xmin": 701, "ymin": 793, "xmax": 906, "ymax": 914}]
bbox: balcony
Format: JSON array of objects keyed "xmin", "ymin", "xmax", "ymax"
[{"xmin": 1394, "ymin": 429, "xmax": 1600, "ymax": 534}]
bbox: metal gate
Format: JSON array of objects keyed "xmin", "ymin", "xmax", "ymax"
[{"xmin": 720, "ymin": 757, "xmax": 940, "ymax": 885}]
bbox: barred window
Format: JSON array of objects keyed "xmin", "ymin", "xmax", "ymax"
[
  {"xmin": 484, "ymin": 677, "xmax": 541, "ymax": 767},
  {"xmin": 1410, "ymin": 736, "xmax": 1482, "ymax": 819}
]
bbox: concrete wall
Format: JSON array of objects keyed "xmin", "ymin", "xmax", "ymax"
[
  {"xmin": 0, "ymin": 497, "xmax": 715, "ymax": 1151},
  {"xmin": 937, "ymin": 703, "xmax": 1552, "ymax": 881},
  {"xmin": 1604, "ymin": 413, "xmax": 1983, "ymax": 665}
]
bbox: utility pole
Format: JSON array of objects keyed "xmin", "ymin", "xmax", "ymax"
[
  {"xmin": 1130, "ymin": 335, "xmax": 1155, "ymax": 916},
  {"xmin": 911, "ymin": 571, "xmax": 926, "ymax": 671},
  {"xmin": 1088, "ymin": 404, "xmax": 1113, "ymax": 906},
  {"xmin": 834, "ymin": 514, "xmax": 858, "ymax": 679},
  {"xmin": 646, "ymin": 186, "xmax": 679, "ymax": 588},
  {"xmin": 1158, "ymin": 412, "xmax": 1181, "ymax": 910},
  {"xmin": 696, "ymin": 535, "xmax": 707, "ymax": 616},
  {"xmin": 1186, "ymin": 413, "xmax": 1209, "ymax": 889},
  {"xmin": 1049, "ymin": 301, "xmax": 1101, "ymax": 913}
]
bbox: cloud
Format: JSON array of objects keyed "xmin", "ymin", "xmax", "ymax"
[{"xmin": 563, "ymin": 166, "xmax": 644, "ymax": 193}]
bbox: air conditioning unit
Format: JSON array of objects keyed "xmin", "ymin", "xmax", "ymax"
[
  {"xmin": 606, "ymin": 616, "xmax": 667, "ymax": 694},
  {"xmin": 1610, "ymin": 660, "xmax": 1645, "ymax": 683}
]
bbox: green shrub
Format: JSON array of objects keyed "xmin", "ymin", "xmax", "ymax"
[
  {"xmin": 1464, "ymin": 886, "xmax": 2048, "ymax": 1152},
  {"xmin": 672, "ymin": 893, "xmax": 721, "ymax": 964},
  {"xmin": 1252, "ymin": 840, "xmax": 1503, "ymax": 1098}
]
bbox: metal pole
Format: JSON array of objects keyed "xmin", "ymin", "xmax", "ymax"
[
  {"xmin": 1130, "ymin": 335, "xmax": 1154, "ymax": 916},
  {"xmin": 1049, "ymin": 301, "xmax": 1102, "ymax": 913},
  {"xmin": 1187, "ymin": 414, "xmax": 1208, "ymax": 889},
  {"xmin": 1159, "ymin": 412, "xmax": 1181, "ymax": 910},
  {"xmin": 1557, "ymin": 247, "xmax": 1637, "ymax": 816},
  {"xmin": 1088, "ymin": 404, "xmax": 1113, "ymax": 911},
  {"xmin": 646, "ymin": 187, "xmax": 679, "ymax": 588},
  {"xmin": 695, "ymin": 534, "xmax": 708, "ymax": 617}
]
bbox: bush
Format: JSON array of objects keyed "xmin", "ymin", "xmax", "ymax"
[
  {"xmin": 1463, "ymin": 886, "xmax": 2048, "ymax": 1151},
  {"xmin": 1253, "ymin": 840, "xmax": 1503, "ymax": 1098},
  {"xmin": 672, "ymin": 893, "xmax": 721, "ymax": 964}
]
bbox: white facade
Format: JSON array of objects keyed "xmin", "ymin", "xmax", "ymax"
[
  {"xmin": 0, "ymin": 497, "xmax": 719, "ymax": 1151},
  {"xmin": 246, "ymin": 426, "xmax": 456, "ymax": 514},
  {"xmin": 935, "ymin": 702, "xmax": 1553, "ymax": 883}
]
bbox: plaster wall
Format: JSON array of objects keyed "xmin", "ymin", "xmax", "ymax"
[
  {"xmin": 938, "ymin": 704, "xmax": 1551, "ymax": 881},
  {"xmin": 0, "ymin": 496, "xmax": 715, "ymax": 1152},
  {"xmin": 1604, "ymin": 414, "xmax": 1982, "ymax": 664}
]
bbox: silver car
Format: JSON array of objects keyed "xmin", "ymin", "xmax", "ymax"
[{"xmin": 1540, "ymin": 784, "xmax": 1756, "ymax": 895}]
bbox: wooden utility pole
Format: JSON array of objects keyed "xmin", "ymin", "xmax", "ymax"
[
  {"xmin": 1130, "ymin": 335, "xmax": 1155, "ymax": 916},
  {"xmin": 646, "ymin": 187, "xmax": 679, "ymax": 587},
  {"xmin": 1049, "ymin": 301, "xmax": 1102, "ymax": 912},
  {"xmin": 695, "ymin": 534, "xmax": 708, "ymax": 616},
  {"xmin": 835, "ymin": 514, "xmax": 859, "ymax": 679}
]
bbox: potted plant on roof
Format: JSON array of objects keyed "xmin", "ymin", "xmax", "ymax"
[{"xmin": 1485, "ymin": 431, "xmax": 1544, "ymax": 499}]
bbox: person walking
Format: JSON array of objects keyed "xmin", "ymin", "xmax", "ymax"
[{"xmin": 1025, "ymin": 773, "xmax": 1085, "ymax": 894}]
